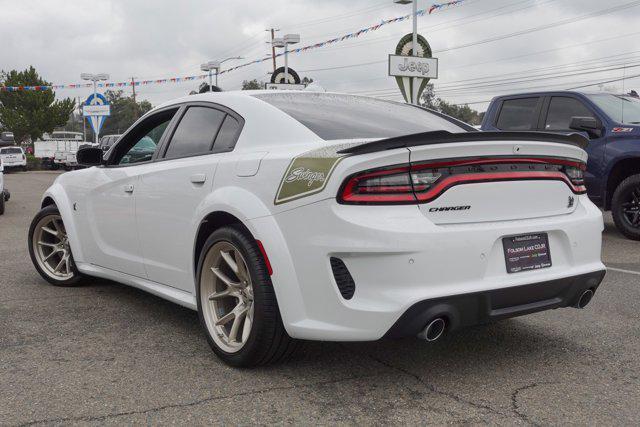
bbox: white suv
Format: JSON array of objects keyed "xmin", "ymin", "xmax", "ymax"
[{"xmin": 0, "ymin": 146, "xmax": 27, "ymax": 171}]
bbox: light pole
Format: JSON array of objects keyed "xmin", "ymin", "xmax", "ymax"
[
  {"xmin": 201, "ymin": 57, "xmax": 243, "ymax": 91},
  {"xmin": 273, "ymin": 34, "xmax": 300, "ymax": 83},
  {"xmin": 80, "ymin": 73, "xmax": 109, "ymax": 143},
  {"xmin": 394, "ymin": 0, "xmax": 419, "ymax": 105},
  {"xmin": 200, "ymin": 61, "xmax": 220, "ymax": 92}
]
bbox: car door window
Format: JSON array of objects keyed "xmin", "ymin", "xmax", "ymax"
[
  {"xmin": 496, "ymin": 97, "xmax": 540, "ymax": 130},
  {"xmin": 213, "ymin": 114, "xmax": 242, "ymax": 152},
  {"xmin": 544, "ymin": 97, "xmax": 595, "ymax": 131},
  {"xmin": 110, "ymin": 108, "xmax": 177, "ymax": 166},
  {"xmin": 164, "ymin": 106, "xmax": 226, "ymax": 159}
]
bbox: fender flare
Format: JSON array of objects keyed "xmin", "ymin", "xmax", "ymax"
[
  {"xmin": 40, "ymin": 185, "xmax": 87, "ymax": 263},
  {"xmin": 603, "ymin": 152, "xmax": 640, "ymax": 208},
  {"xmin": 191, "ymin": 186, "xmax": 306, "ymax": 333}
]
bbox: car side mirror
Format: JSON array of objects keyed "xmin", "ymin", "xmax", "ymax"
[
  {"xmin": 570, "ymin": 116, "xmax": 602, "ymax": 138},
  {"xmin": 76, "ymin": 147, "xmax": 104, "ymax": 166}
]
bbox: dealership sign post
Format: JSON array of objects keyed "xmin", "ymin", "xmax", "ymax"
[
  {"xmin": 83, "ymin": 93, "xmax": 110, "ymax": 143},
  {"xmin": 390, "ymin": 33, "xmax": 438, "ymax": 105}
]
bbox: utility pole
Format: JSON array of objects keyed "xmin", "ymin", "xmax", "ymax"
[
  {"xmin": 266, "ymin": 28, "xmax": 280, "ymax": 73},
  {"xmin": 131, "ymin": 77, "xmax": 137, "ymax": 104},
  {"xmin": 131, "ymin": 77, "xmax": 138, "ymax": 119}
]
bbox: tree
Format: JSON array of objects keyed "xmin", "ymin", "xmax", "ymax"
[
  {"xmin": 419, "ymin": 83, "xmax": 482, "ymax": 125},
  {"xmin": 0, "ymin": 66, "xmax": 75, "ymax": 142},
  {"xmin": 242, "ymin": 79, "xmax": 263, "ymax": 90},
  {"xmin": 92, "ymin": 90, "xmax": 153, "ymax": 137}
]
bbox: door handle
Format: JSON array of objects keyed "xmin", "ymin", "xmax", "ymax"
[
  {"xmin": 190, "ymin": 174, "xmax": 207, "ymax": 184},
  {"xmin": 124, "ymin": 184, "xmax": 134, "ymax": 193}
]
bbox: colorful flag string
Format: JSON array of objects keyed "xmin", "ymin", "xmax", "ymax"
[{"xmin": 0, "ymin": 1, "xmax": 465, "ymax": 92}]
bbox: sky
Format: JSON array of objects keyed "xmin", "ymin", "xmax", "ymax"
[{"xmin": 1, "ymin": 0, "xmax": 640, "ymax": 112}]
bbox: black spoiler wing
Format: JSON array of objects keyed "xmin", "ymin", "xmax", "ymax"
[{"xmin": 337, "ymin": 131, "xmax": 589, "ymax": 156}]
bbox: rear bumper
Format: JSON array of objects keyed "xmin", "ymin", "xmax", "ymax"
[
  {"xmin": 3, "ymin": 161, "xmax": 26, "ymax": 167},
  {"xmin": 253, "ymin": 194, "xmax": 605, "ymax": 341},
  {"xmin": 385, "ymin": 269, "xmax": 606, "ymax": 338}
]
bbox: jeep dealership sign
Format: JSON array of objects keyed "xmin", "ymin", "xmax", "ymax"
[{"xmin": 388, "ymin": 55, "xmax": 438, "ymax": 79}]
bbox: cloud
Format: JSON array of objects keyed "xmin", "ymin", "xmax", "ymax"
[{"xmin": 1, "ymin": 0, "xmax": 639, "ymax": 110}]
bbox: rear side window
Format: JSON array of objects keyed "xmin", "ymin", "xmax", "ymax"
[
  {"xmin": 544, "ymin": 97, "xmax": 595, "ymax": 131},
  {"xmin": 213, "ymin": 115, "xmax": 241, "ymax": 152},
  {"xmin": 496, "ymin": 97, "xmax": 540, "ymax": 130},
  {"xmin": 164, "ymin": 107, "xmax": 226, "ymax": 159}
]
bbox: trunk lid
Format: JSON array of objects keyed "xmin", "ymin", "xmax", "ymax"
[
  {"xmin": 408, "ymin": 138, "xmax": 586, "ymax": 224},
  {"xmin": 334, "ymin": 132, "xmax": 587, "ymax": 224}
]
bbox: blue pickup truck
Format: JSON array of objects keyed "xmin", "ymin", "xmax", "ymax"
[{"xmin": 481, "ymin": 91, "xmax": 640, "ymax": 240}]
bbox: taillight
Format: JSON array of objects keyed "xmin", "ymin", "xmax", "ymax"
[
  {"xmin": 340, "ymin": 166, "xmax": 416, "ymax": 204},
  {"xmin": 339, "ymin": 157, "xmax": 587, "ymax": 205}
]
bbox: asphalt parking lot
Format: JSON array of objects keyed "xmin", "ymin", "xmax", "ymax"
[{"xmin": 1, "ymin": 171, "xmax": 639, "ymax": 425}]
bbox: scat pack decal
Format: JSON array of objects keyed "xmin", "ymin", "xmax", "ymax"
[{"xmin": 274, "ymin": 143, "xmax": 363, "ymax": 205}]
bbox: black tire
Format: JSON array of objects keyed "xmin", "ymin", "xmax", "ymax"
[
  {"xmin": 28, "ymin": 205, "xmax": 84, "ymax": 286},
  {"xmin": 196, "ymin": 225, "xmax": 298, "ymax": 367},
  {"xmin": 0, "ymin": 196, "xmax": 4, "ymax": 215},
  {"xmin": 611, "ymin": 174, "xmax": 640, "ymax": 241},
  {"xmin": 22, "ymin": 166, "xmax": 27, "ymax": 172}
]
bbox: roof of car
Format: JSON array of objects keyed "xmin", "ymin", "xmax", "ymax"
[{"xmin": 490, "ymin": 90, "xmax": 629, "ymax": 100}]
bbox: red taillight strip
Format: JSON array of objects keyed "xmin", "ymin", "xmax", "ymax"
[
  {"xmin": 413, "ymin": 171, "xmax": 586, "ymax": 204},
  {"xmin": 338, "ymin": 156, "xmax": 587, "ymax": 205},
  {"xmin": 341, "ymin": 165, "xmax": 416, "ymax": 203}
]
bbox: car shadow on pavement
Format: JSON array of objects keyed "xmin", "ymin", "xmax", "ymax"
[{"xmin": 89, "ymin": 277, "xmax": 578, "ymax": 374}]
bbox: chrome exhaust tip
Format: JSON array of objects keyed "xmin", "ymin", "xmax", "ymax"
[
  {"xmin": 577, "ymin": 289, "xmax": 594, "ymax": 309},
  {"xmin": 418, "ymin": 317, "xmax": 446, "ymax": 342}
]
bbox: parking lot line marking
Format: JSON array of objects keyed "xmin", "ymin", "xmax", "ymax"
[{"xmin": 607, "ymin": 267, "xmax": 640, "ymax": 276}]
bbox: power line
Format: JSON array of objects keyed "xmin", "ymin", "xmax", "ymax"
[
  {"xmin": 351, "ymin": 55, "xmax": 640, "ymax": 95},
  {"xmin": 281, "ymin": 2, "xmax": 391, "ymax": 32},
  {"xmin": 306, "ymin": 0, "xmax": 547, "ymax": 54},
  {"xmin": 300, "ymin": 0, "xmax": 640, "ymax": 74},
  {"xmin": 568, "ymin": 73, "xmax": 640, "ymax": 90}
]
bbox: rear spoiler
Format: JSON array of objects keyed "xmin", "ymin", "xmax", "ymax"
[{"xmin": 337, "ymin": 131, "xmax": 589, "ymax": 156}]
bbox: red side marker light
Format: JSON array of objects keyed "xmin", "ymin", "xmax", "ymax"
[{"xmin": 256, "ymin": 240, "xmax": 273, "ymax": 276}]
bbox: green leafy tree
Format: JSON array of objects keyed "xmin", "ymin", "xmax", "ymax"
[
  {"xmin": 242, "ymin": 79, "xmax": 263, "ymax": 90},
  {"xmin": 0, "ymin": 66, "xmax": 75, "ymax": 142},
  {"xmin": 420, "ymin": 83, "xmax": 483, "ymax": 126},
  {"xmin": 92, "ymin": 90, "xmax": 153, "ymax": 137}
]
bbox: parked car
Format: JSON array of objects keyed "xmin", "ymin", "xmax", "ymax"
[
  {"xmin": 482, "ymin": 91, "xmax": 640, "ymax": 240},
  {"xmin": 28, "ymin": 91, "xmax": 606, "ymax": 367},
  {"xmin": 0, "ymin": 146, "xmax": 27, "ymax": 171},
  {"xmin": 0, "ymin": 159, "xmax": 9, "ymax": 215},
  {"xmin": 99, "ymin": 134, "xmax": 121, "ymax": 153}
]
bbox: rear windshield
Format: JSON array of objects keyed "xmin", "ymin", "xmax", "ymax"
[
  {"xmin": 254, "ymin": 93, "xmax": 467, "ymax": 140},
  {"xmin": 0, "ymin": 147, "xmax": 22, "ymax": 154}
]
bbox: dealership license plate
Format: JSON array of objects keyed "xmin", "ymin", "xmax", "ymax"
[{"xmin": 502, "ymin": 233, "xmax": 552, "ymax": 274}]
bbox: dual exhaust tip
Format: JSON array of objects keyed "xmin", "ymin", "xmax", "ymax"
[
  {"xmin": 418, "ymin": 289, "xmax": 594, "ymax": 341},
  {"xmin": 576, "ymin": 289, "xmax": 594, "ymax": 309}
]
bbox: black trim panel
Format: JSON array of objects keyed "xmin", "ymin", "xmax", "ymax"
[
  {"xmin": 338, "ymin": 130, "xmax": 589, "ymax": 156},
  {"xmin": 384, "ymin": 269, "xmax": 606, "ymax": 339}
]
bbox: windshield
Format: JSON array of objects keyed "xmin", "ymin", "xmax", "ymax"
[
  {"xmin": 0, "ymin": 147, "xmax": 22, "ymax": 154},
  {"xmin": 254, "ymin": 93, "xmax": 467, "ymax": 140},
  {"xmin": 585, "ymin": 94, "xmax": 640, "ymax": 124}
]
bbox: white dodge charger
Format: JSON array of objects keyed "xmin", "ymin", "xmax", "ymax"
[{"xmin": 28, "ymin": 91, "xmax": 606, "ymax": 366}]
